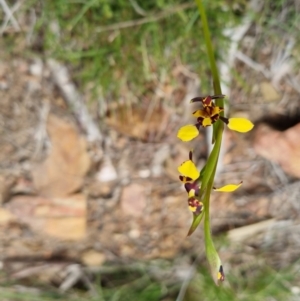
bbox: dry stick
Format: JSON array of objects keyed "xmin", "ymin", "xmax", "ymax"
[
  {"xmin": 96, "ymin": 3, "xmax": 195, "ymax": 33},
  {"xmin": 0, "ymin": 0, "xmax": 21, "ymax": 33},
  {"xmin": 26, "ymin": 8, "xmax": 37, "ymax": 45},
  {"xmin": 235, "ymin": 50, "xmax": 271, "ymax": 78},
  {"xmin": 47, "ymin": 59, "xmax": 103, "ymax": 143}
]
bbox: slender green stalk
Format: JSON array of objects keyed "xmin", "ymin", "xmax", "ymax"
[
  {"xmin": 194, "ymin": 0, "xmax": 224, "ymax": 282},
  {"xmin": 194, "ymin": 0, "xmax": 224, "ymax": 194},
  {"xmin": 195, "ymin": 0, "xmax": 222, "ymax": 97}
]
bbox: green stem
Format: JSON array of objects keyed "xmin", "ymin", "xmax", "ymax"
[
  {"xmin": 195, "ymin": 0, "xmax": 224, "ymax": 282},
  {"xmin": 195, "ymin": 0, "xmax": 224, "ymax": 146},
  {"xmin": 195, "ymin": 0, "xmax": 224, "ymax": 188},
  {"xmin": 195, "ymin": 0, "xmax": 222, "ymax": 97}
]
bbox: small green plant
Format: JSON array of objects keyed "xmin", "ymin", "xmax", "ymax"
[{"xmin": 176, "ymin": 0, "xmax": 254, "ymax": 285}]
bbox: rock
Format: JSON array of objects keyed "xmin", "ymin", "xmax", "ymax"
[
  {"xmin": 32, "ymin": 115, "xmax": 91, "ymax": 197},
  {"xmin": 120, "ymin": 183, "xmax": 146, "ymax": 217},
  {"xmin": 254, "ymin": 123, "xmax": 300, "ymax": 178},
  {"xmin": 88, "ymin": 180, "xmax": 114, "ymax": 198},
  {"xmin": 81, "ymin": 250, "xmax": 106, "ymax": 266},
  {"xmin": 6, "ymin": 194, "xmax": 87, "ymax": 240},
  {"xmin": 0, "ymin": 175, "xmax": 15, "ymax": 204},
  {"xmin": 96, "ymin": 157, "xmax": 117, "ymax": 182},
  {"xmin": 45, "ymin": 217, "xmax": 86, "ymax": 240},
  {"xmin": 0, "ymin": 208, "xmax": 15, "ymax": 225},
  {"xmin": 29, "ymin": 58, "xmax": 43, "ymax": 77},
  {"xmin": 10, "ymin": 176, "xmax": 35, "ymax": 195}
]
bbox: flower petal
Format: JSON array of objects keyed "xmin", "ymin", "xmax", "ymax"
[
  {"xmin": 177, "ymin": 125, "xmax": 199, "ymax": 141},
  {"xmin": 211, "ymin": 106, "xmax": 223, "ymax": 115},
  {"xmin": 178, "ymin": 160, "xmax": 200, "ymax": 180},
  {"xmin": 228, "ymin": 118, "xmax": 254, "ymax": 133},
  {"xmin": 214, "ymin": 181, "xmax": 242, "ymax": 192},
  {"xmin": 179, "ymin": 175, "xmax": 193, "ymax": 183},
  {"xmin": 202, "ymin": 117, "xmax": 212, "ymax": 127},
  {"xmin": 188, "ymin": 198, "xmax": 203, "ymax": 215},
  {"xmin": 192, "ymin": 109, "xmax": 207, "ymax": 118}
]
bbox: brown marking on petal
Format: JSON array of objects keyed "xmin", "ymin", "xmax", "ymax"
[
  {"xmin": 195, "ymin": 201, "xmax": 203, "ymax": 215},
  {"xmin": 203, "ymin": 96, "xmax": 212, "ymax": 107},
  {"xmin": 188, "ymin": 198, "xmax": 203, "ymax": 215},
  {"xmin": 190, "ymin": 96, "xmax": 206, "ymax": 103},
  {"xmin": 179, "ymin": 176, "xmax": 193, "ymax": 183},
  {"xmin": 219, "ymin": 116, "xmax": 229, "ymax": 125},
  {"xmin": 211, "ymin": 114, "xmax": 220, "ymax": 123},
  {"xmin": 195, "ymin": 123, "xmax": 201, "ymax": 131},
  {"xmin": 189, "ymin": 150, "xmax": 193, "ymax": 161},
  {"xmin": 184, "ymin": 183, "xmax": 192, "ymax": 193},
  {"xmin": 192, "ymin": 109, "xmax": 208, "ymax": 118},
  {"xmin": 218, "ymin": 265, "xmax": 225, "ymax": 282},
  {"xmin": 190, "ymin": 95, "xmax": 225, "ymax": 104},
  {"xmin": 197, "ymin": 117, "xmax": 204, "ymax": 125}
]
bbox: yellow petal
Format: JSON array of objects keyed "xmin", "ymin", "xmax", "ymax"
[
  {"xmin": 214, "ymin": 181, "xmax": 242, "ymax": 192},
  {"xmin": 188, "ymin": 189, "xmax": 196, "ymax": 197},
  {"xmin": 211, "ymin": 106, "xmax": 223, "ymax": 115},
  {"xmin": 202, "ymin": 118, "xmax": 212, "ymax": 127},
  {"xmin": 189, "ymin": 205, "xmax": 197, "ymax": 212},
  {"xmin": 228, "ymin": 118, "xmax": 254, "ymax": 133},
  {"xmin": 192, "ymin": 109, "xmax": 207, "ymax": 118},
  {"xmin": 178, "ymin": 160, "xmax": 200, "ymax": 180},
  {"xmin": 177, "ymin": 125, "xmax": 199, "ymax": 141}
]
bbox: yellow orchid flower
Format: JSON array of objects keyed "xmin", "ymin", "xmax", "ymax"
[
  {"xmin": 178, "ymin": 151, "xmax": 243, "ymax": 215},
  {"xmin": 177, "ymin": 94, "xmax": 254, "ymax": 142}
]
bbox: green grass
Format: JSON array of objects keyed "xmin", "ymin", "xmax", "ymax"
[
  {"xmin": 6, "ymin": 0, "xmax": 243, "ymax": 103},
  {"xmin": 0, "ymin": 260, "xmax": 298, "ymax": 301}
]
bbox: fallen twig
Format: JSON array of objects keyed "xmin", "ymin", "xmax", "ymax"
[
  {"xmin": 0, "ymin": 0, "xmax": 21, "ymax": 34},
  {"xmin": 47, "ymin": 59, "xmax": 103, "ymax": 143},
  {"xmin": 0, "ymin": 0, "xmax": 22, "ymax": 35}
]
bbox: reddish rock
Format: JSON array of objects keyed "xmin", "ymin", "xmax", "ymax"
[
  {"xmin": 254, "ymin": 123, "xmax": 300, "ymax": 178},
  {"xmin": 5, "ymin": 194, "xmax": 86, "ymax": 240},
  {"xmin": 32, "ymin": 114, "xmax": 91, "ymax": 197},
  {"xmin": 0, "ymin": 208, "xmax": 15, "ymax": 225},
  {"xmin": 81, "ymin": 250, "xmax": 106, "ymax": 266},
  {"xmin": 121, "ymin": 183, "xmax": 146, "ymax": 217}
]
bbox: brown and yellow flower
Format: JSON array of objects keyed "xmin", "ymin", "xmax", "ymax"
[
  {"xmin": 177, "ymin": 94, "xmax": 254, "ymax": 142},
  {"xmin": 178, "ymin": 150, "xmax": 242, "ymax": 214}
]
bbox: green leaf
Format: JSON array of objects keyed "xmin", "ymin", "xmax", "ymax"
[
  {"xmin": 187, "ymin": 211, "xmax": 204, "ymax": 236},
  {"xmin": 199, "ymin": 164, "xmax": 206, "ymax": 181}
]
